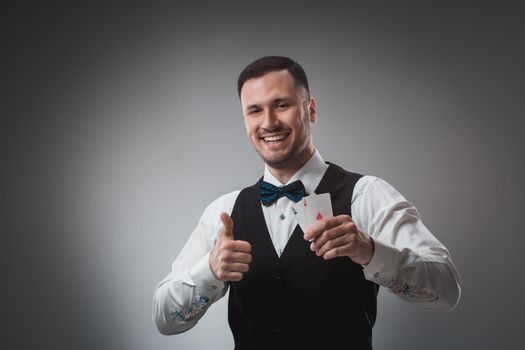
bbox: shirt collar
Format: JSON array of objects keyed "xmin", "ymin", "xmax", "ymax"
[{"xmin": 263, "ymin": 149, "xmax": 329, "ymax": 195}]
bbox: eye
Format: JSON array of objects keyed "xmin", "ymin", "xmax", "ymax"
[
  {"xmin": 276, "ymin": 102, "xmax": 289, "ymax": 109},
  {"xmin": 247, "ymin": 108, "xmax": 261, "ymax": 116}
]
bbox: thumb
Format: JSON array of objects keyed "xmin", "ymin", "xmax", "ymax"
[{"xmin": 219, "ymin": 212, "xmax": 234, "ymax": 239}]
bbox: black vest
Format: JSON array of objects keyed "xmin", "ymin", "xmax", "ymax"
[{"xmin": 228, "ymin": 162, "xmax": 379, "ymax": 350}]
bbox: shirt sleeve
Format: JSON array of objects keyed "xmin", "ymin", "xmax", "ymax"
[
  {"xmin": 352, "ymin": 176, "xmax": 462, "ymax": 310},
  {"xmin": 152, "ymin": 190, "xmax": 240, "ymax": 335}
]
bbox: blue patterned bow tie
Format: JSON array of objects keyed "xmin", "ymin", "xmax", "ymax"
[{"xmin": 259, "ymin": 180, "xmax": 306, "ymax": 206}]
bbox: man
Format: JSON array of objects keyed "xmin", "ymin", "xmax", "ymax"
[{"xmin": 153, "ymin": 56, "xmax": 461, "ymax": 349}]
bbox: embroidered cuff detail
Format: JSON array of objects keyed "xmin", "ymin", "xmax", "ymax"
[
  {"xmin": 387, "ymin": 280, "xmax": 439, "ymax": 302},
  {"xmin": 170, "ymin": 295, "xmax": 210, "ymax": 321}
]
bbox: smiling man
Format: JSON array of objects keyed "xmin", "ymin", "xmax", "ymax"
[{"xmin": 153, "ymin": 56, "xmax": 461, "ymax": 350}]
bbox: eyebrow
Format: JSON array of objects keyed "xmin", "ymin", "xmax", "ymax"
[
  {"xmin": 245, "ymin": 97, "xmax": 294, "ymax": 111},
  {"xmin": 273, "ymin": 97, "xmax": 293, "ymax": 104}
]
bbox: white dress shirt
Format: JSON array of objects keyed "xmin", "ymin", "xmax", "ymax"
[{"xmin": 152, "ymin": 149, "xmax": 462, "ymax": 335}]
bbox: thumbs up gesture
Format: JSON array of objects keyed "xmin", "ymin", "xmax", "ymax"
[{"xmin": 209, "ymin": 212, "xmax": 252, "ymax": 282}]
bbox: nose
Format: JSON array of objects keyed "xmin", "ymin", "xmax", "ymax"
[{"xmin": 261, "ymin": 108, "xmax": 280, "ymax": 131}]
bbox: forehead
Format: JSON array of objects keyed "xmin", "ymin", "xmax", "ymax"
[{"xmin": 240, "ymin": 70, "xmax": 304, "ymax": 107}]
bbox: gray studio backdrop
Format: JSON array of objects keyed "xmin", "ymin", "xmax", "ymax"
[{"xmin": 3, "ymin": 1, "xmax": 524, "ymax": 349}]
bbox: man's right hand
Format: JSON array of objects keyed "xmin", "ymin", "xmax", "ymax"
[{"xmin": 209, "ymin": 212, "xmax": 252, "ymax": 282}]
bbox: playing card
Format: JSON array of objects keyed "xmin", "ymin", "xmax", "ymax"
[{"xmin": 292, "ymin": 193, "xmax": 333, "ymax": 233}]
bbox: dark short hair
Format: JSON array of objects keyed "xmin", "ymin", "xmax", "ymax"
[{"xmin": 237, "ymin": 56, "xmax": 310, "ymax": 97}]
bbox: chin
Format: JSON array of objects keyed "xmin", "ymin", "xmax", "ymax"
[{"xmin": 261, "ymin": 153, "xmax": 294, "ymax": 168}]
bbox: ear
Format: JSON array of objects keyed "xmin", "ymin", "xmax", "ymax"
[{"xmin": 308, "ymin": 97, "xmax": 317, "ymax": 123}]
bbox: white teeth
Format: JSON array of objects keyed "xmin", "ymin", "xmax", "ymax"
[{"xmin": 264, "ymin": 134, "xmax": 287, "ymax": 142}]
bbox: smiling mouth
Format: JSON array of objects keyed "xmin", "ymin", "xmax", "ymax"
[{"xmin": 260, "ymin": 133, "xmax": 290, "ymax": 143}]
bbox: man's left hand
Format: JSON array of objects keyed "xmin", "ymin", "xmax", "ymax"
[{"xmin": 303, "ymin": 214, "xmax": 374, "ymax": 265}]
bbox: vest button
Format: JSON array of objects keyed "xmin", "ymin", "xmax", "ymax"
[
  {"xmin": 273, "ymin": 271, "xmax": 281, "ymax": 280},
  {"xmin": 273, "ymin": 327, "xmax": 280, "ymax": 334}
]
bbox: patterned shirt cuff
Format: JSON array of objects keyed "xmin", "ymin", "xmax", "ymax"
[
  {"xmin": 189, "ymin": 252, "xmax": 225, "ymax": 294},
  {"xmin": 362, "ymin": 238, "xmax": 401, "ymax": 285}
]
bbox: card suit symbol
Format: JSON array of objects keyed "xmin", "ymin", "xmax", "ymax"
[{"xmin": 316, "ymin": 212, "xmax": 323, "ymax": 221}]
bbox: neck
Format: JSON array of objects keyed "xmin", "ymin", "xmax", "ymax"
[{"xmin": 267, "ymin": 146, "xmax": 315, "ymax": 184}]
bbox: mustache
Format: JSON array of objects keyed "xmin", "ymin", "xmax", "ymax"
[{"xmin": 257, "ymin": 127, "xmax": 291, "ymax": 138}]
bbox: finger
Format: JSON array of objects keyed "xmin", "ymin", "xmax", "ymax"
[
  {"xmin": 322, "ymin": 241, "xmax": 358, "ymax": 260},
  {"xmin": 217, "ymin": 270, "xmax": 245, "ymax": 282},
  {"xmin": 223, "ymin": 239, "xmax": 252, "ymax": 253},
  {"xmin": 223, "ymin": 262, "xmax": 250, "ymax": 273},
  {"xmin": 219, "ymin": 212, "xmax": 234, "ymax": 238},
  {"xmin": 222, "ymin": 251, "xmax": 252, "ymax": 264},
  {"xmin": 310, "ymin": 224, "xmax": 351, "ymax": 252},
  {"xmin": 304, "ymin": 215, "xmax": 348, "ymax": 241},
  {"xmin": 310, "ymin": 220, "xmax": 357, "ymax": 251},
  {"xmin": 316, "ymin": 233, "xmax": 353, "ymax": 257},
  {"xmin": 233, "ymin": 240, "xmax": 252, "ymax": 253},
  {"xmin": 225, "ymin": 272, "xmax": 244, "ymax": 282}
]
